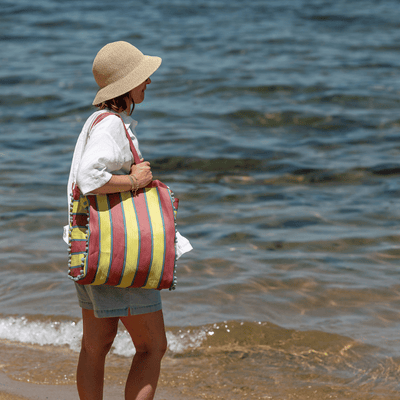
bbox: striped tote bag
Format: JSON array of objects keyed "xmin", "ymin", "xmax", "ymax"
[{"xmin": 67, "ymin": 112, "xmax": 178, "ymax": 290}]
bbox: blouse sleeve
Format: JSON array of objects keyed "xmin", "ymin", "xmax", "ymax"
[{"xmin": 76, "ymin": 115, "xmax": 132, "ymax": 195}]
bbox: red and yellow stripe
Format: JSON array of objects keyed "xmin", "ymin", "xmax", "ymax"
[{"xmin": 72, "ymin": 181, "xmax": 176, "ymax": 289}]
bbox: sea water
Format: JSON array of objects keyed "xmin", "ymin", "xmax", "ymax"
[{"xmin": 1, "ymin": 0, "xmax": 400, "ymax": 398}]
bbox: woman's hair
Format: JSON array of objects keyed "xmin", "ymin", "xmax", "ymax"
[{"xmin": 95, "ymin": 91, "xmax": 135, "ymax": 115}]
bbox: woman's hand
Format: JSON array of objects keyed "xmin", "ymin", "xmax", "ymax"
[
  {"xmin": 129, "ymin": 159, "xmax": 153, "ymax": 189},
  {"xmin": 89, "ymin": 159, "xmax": 152, "ymax": 195}
]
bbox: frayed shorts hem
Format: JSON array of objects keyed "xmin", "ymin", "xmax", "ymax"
[
  {"xmin": 74, "ymin": 283, "xmax": 163, "ymax": 319},
  {"xmin": 78, "ymin": 300, "xmax": 162, "ymax": 318}
]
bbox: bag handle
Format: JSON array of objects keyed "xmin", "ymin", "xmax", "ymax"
[
  {"xmin": 72, "ymin": 112, "xmax": 142, "ymax": 200},
  {"xmin": 91, "ymin": 112, "xmax": 142, "ymax": 165}
]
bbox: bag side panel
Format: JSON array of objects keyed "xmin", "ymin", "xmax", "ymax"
[
  {"xmin": 156, "ymin": 186, "xmax": 177, "ymax": 289},
  {"xmin": 68, "ymin": 196, "xmax": 89, "ymax": 282}
]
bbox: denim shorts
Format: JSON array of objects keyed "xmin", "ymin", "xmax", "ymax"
[{"xmin": 74, "ymin": 283, "xmax": 162, "ymax": 318}]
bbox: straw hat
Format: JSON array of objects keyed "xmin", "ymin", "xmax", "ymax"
[{"xmin": 92, "ymin": 41, "xmax": 162, "ymax": 105}]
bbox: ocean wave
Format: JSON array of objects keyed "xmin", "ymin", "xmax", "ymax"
[
  {"xmin": 0, "ymin": 315, "xmax": 377, "ymax": 360},
  {"xmin": 225, "ymin": 109, "xmax": 373, "ymax": 130},
  {"xmin": 0, "ymin": 315, "xmax": 208, "ymax": 356}
]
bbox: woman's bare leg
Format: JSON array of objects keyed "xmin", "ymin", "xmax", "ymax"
[
  {"xmin": 77, "ymin": 309, "xmax": 119, "ymax": 400},
  {"xmin": 120, "ymin": 310, "xmax": 167, "ymax": 400}
]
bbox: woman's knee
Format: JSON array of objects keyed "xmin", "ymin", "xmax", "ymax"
[
  {"xmin": 81, "ymin": 329, "xmax": 117, "ymax": 358},
  {"xmin": 136, "ymin": 336, "xmax": 168, "ymax": 359},
  {"xmin": 121, "ymin": 310, "xmax": 168, "ymax": 359},
  {"xmin": 80, "ymin": 310, "xmax": 119, "ymax": 358}
]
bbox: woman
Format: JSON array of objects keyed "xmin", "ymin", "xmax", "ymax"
[{"xmin": 64, "ymin": 41, "xmax": 191, "ymax": 400}]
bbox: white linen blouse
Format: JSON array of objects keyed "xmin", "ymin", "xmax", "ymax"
[{"xmin": 63, "ymin": 110, "xmax": 192, "ymax": 258}]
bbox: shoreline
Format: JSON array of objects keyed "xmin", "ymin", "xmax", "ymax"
[
  {"xmin": 0, "ymin": 373, "xmax": 77, "ymax": 400},
  {"xmin": 0, "ymin": 373, "xmax": 183, "ymax": 400}
]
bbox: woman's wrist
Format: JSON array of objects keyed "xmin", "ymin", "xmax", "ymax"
[
  {"xmin": 128, "ymin": 175, "xmax": 135, "ymax": 190},
  {"xmin": 128, "ymin": 174, "xmax": 139, "ymax": 194}
]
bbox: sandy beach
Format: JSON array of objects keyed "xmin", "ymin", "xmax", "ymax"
[
  {"xmin": 0, "ymin": 373, "xmax": 77, "ymax": 400},
  {"xmin": 0, "ymin": 373, "xmax": 184, "ymax": 400}
]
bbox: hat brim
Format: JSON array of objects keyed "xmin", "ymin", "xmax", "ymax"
[{"xmin": 92, "ymin": 55, "xmax": 162, "ymax": 105}]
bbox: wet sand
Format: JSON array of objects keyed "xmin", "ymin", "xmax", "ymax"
[
  {"xmin": 0, "ymin": 372, "xmax": 78, "ymax": 400},
  {"xmin": 0, "ymin": 373, "xmax": 183, "ymax": 400}
]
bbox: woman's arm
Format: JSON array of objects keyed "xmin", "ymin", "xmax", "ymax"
[{"xmin": 90, "ymin": 160, "xmax": 153, "ymax": 194}]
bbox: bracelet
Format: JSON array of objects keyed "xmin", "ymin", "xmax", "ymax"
[
  {"xmin": 132, "ymin": 174, "xmax": 139, "ymax": 196},
  {"xmin": 128, "ymin": 174, "xmax": 139, "ymax": 196},
  {"xmin": 128, "ymin": 175, "xmax": 136, "ymax": 191},
  {"xmin": 131, "ymin": 173, "xmax": 139, "ymax": 187}
]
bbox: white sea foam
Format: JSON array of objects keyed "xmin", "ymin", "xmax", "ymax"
[
  {"xmin": 0, "ymin": 316, "xmax": 83, "ymax": 352},
  {"xmin": 0, "ymin": 316, "xmax": 206, "ymax": 356},
  {"xmin": 166, "ymin": 328, "xmax": 208, "ymax": 354},
  {"xmin": 111, "ymin": 328, "xmax": 207, "ymax": 356}
]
